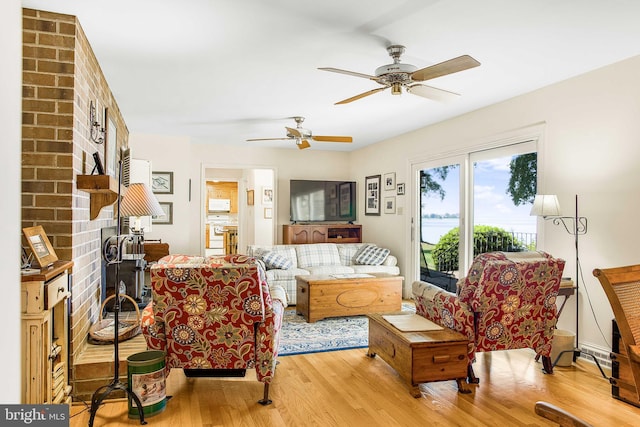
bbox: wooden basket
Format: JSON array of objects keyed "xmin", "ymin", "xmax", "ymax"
[{"xmin": 89, "ymin": 294, "xmax": 141, "ymax": 344}]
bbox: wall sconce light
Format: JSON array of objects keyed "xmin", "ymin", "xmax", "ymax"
[{"xmin": 89, "ymin": 100, "xmax": 105, "ymax": 144}]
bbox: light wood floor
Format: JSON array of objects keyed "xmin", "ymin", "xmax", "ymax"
[{"xmin": 70, "ymin": 348, "xmax": 640, "ymax": 426}]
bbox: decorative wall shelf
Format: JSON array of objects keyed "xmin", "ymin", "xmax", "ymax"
[{"xmin": 77, "ymin": 175, "xmax": 120, "ymax": 220}]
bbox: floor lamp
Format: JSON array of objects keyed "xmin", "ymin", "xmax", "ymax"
[
  {"xmin": 88, "ymin": 161, "xmax": 163, "ymax": 426},
  {"xmin": 531, "ymin": 194, "xmax": 606, "ymax": 376}
]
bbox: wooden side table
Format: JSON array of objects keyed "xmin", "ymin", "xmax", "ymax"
[
  {"xmin": 367, "ymin": 312, "xmax": 470, "ymax": 397},
  {"xmin": 21, "ymin": 260, "xmax": 73, "ymax": 404},
  {"xmin": 557, "ymin": 279, "xmax": 576, "ymax": 319}
]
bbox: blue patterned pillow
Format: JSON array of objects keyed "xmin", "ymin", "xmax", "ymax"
[
  {"xmin": 262, "ymin": 251, "xmax": 293, "ymax": 270},
  {"xmin": 354, "ymin": 245, "xmax": 390, "ymax": 265}
]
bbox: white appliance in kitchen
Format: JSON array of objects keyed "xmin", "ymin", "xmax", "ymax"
[
  {"xmin": 209, "ymin": 198, "xmax": 231, "ymax": 213},
  {"xmin": 207, "ymin": 213, "xmax": 237, "ymax": 256}
]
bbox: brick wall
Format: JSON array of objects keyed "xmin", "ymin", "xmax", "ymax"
[{"xmin": 22, "ymin": 8, "xmax": 129, "ymax": 387}]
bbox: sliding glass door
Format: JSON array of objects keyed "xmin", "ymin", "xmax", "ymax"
[
  {"xmin": 416, "ymin": 141, "xmax": 537, "ymax": 290},
  {"xmin": 419, "ymin": 160, "xmax": 463, "ymax": 292},
  {"xmin": 468, "ymin": 144, "xmax": 537, "ymax": 269}
]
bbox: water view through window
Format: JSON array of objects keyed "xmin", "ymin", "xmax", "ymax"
[{"xmin": 420, "ymin": 150, "xmax": 537, "ymax": 286}]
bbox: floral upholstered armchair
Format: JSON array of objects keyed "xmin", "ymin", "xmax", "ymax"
[
  {"xmin": 412, "ymin": 251, "xmax": 565, "ymax": 383},
  {"xmin": 141, "ymin": 254, "xmax": 286, "ymax": 404}
]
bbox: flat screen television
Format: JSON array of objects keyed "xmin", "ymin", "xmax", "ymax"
[{"xmin": 290, "ymin": 179, "xmax": 356, "ymax": 223}]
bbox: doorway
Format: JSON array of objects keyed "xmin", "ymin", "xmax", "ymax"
[
  {"xmin": 202, "ymin": 167, "xmax": 275, "ymax": 256},
  {"xmin": 205, "ymin": 180, "xmax": 238, "ymax": 256}
]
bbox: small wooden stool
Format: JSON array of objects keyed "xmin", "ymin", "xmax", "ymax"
[{"xmin": 367, "ymin": 312, "xmax": 470, "ymax": 397}]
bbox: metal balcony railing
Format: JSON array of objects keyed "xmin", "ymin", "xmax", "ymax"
[{"xmin": 431, "ymin": 231, "xmax": 538, "ymax": 274}]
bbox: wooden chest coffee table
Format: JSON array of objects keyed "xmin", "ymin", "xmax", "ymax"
[
  {"xmin": 367, "ymin": 312, "xmax": 470, "ymax": 397},
  {"xmin": 296, "ymin": 274, "xmax": 403, "ymax": 323}
]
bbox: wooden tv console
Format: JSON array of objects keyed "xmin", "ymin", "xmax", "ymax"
[{"xmin": 283, "ymin": 224, "xmax": 361, "ymax": 244}]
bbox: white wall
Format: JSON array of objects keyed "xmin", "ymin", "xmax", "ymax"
[
  {"xmin": 252, "ymin": 168, "xmax": 274, "ymax": 246},
  {"xmin": 130, "ymin": 55, "xmax": 640, "ymax": 354},
  {"xmin": 2, "ymin": 0, "xmax": 22, "ymax": 403},
  {"xmin": 128, "ymin": 133, "xmax": 192, "ymax": 253}
]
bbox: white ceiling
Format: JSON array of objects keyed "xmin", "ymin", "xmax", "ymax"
[{"xmin": 21, "ymin": 0, "xmax": 640, "ymax": 151}]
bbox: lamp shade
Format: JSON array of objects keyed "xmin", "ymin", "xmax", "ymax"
[
  {"xmin": 530, "ymin": 194, "xmax": 561, "ymax": 217},
  {"xmin": 120, "ymin": 183, "xmax": 164, "ymax": 218}
]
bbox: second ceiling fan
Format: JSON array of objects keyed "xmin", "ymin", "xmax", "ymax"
[
  {"xmin": 246, "ymin": 116, "xmax": 352, "ymax": 150},
  {"xmin": 319, "ymin": 45, "xmax": 480, "ymax": 104}
]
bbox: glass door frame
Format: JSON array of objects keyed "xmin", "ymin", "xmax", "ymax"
[
  {"xmin": 412, "ymin": 154, "xmax": 469, "ymax": 282},
  {"xmin": 407, "ymin": 124, "xmax": 547, "ymax": 289},
  {"xmin": 465, "ymin": 140, "xmax": 537, "ymax": 269}
]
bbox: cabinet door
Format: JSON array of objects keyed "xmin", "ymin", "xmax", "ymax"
[
  {"xmin": 290, "ymin": 228, "xmax": 310, "ymax": 244},
  {"xmin": 229, "ymin": 186, "xmax": 238, "ymax": 213},
  {"xmin": 310, "ymin": 226, "xmax": 328, "ymax": 243}
]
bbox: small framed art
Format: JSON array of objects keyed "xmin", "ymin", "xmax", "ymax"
[
  {"xmin": 263, "ymin": 187, "xmax": 273, "ymax": 204},
  {"xmin": 22, "ymin": 225, "xmax": 58, "ymax": 268},
  {"xmin": 264, "ymin": 207, "xmax": 273, "ymax": 219},
  {"xmin": 365, "ymin": 174, "xmax": 381, "ymax": 216},
  {"xmin": 397, "ymin": 183, "xmax": 405, "ymax": 195},
  {"xmin": 384, "ymin": 196, "xmax": 396, "ymax": 214},
  {"xmin": 153, "ymin": 202, "xmax": 173, "ymax": 224},
  {"xmin": 152, "ymin": 171, "xmax": 174, "ymax": 194},
  {"xmin": 247, "ymin": 189, "xmax": 255, "ymax": 206},
  {"xmin": 383, "ymin": 172, "xmax": 396, "ymax": 191}
]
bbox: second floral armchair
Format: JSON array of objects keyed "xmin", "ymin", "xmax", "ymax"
[{"xmin": 413, "ymin": 251, "xmax": 565, "ymax": 383}]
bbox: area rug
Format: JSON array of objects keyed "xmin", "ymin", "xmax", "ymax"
[{"xmin": 278, "ymin": 303, "xmax": 415, "ymax": 356}]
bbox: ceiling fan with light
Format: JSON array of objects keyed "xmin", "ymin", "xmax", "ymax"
[
  {"xmin": 319, "ymin": 45, "xmax": 480, "ymax": 104},
  {"xmin": 246, "ymin": 116, "xmax": 352, "ymax": 149}
]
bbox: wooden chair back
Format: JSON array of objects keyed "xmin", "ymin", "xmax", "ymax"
[
  {"xmin": 534, "ymin": 401, "xmax": 593, "ymax": 427},
  {"xmin": 593, "ymin": 264, "xmax": 640, "ymax": 401}
]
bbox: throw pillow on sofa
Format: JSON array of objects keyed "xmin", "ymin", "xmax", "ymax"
[
  {"xmin": 261, "ymin": 251, "xmax": 294, "ymax": 270},
  {"xmin": 337, "ymin": 243, "xmax": 367, "ymax": 265},
  {"xmin": 354, "ymin": 244, "xmax": 390, "ymax": 266}
]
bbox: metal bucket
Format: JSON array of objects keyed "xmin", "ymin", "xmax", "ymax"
[{"xmin": 127, "ymin": 350, "xmax": 167, "ymax": 418}]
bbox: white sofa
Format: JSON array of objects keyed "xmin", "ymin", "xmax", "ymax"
[{"xmin": 247, "ymin": 242, "xmax": 400, "ymax": 305}]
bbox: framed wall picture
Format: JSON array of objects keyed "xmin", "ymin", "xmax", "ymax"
[
  {"xmin": 153, "ymin": 202, "xmax": 173, "ymax": 224},
  {"xmin": 262, "ymin": 187, "xmax": 273, "ymax": 204},
  {"xmin": 365, "ymin": 174, "xmax": 381, "ymax": 216},
  {"xmin": 397, "ymin": 183, "xmax": 405, "ymax": 195},
  {"xmin": 247, "ymin": 189, "xmax": 255, "ymax": 206},
  {"xmin": 384, "ymin": 196, "xmax": 396, "ymax": 214},
  {"xmin": 22, "ymin": 225, "xmax": 58, "ymax": 268},
  {"xmin": 264, "ymin": 207, "xmax": 273, "ymax": 219},
  {"xmin": 152, "ymin": 171, "xmax": 174, "ymax": 194},
  {"xmin": 383, "ymin": 172, "xmax": 396, "ymax": 191}
]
